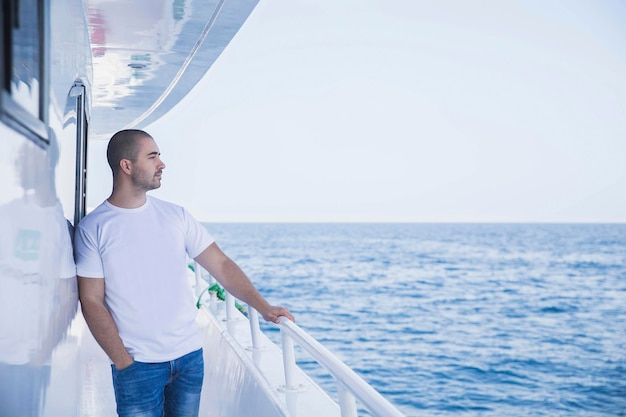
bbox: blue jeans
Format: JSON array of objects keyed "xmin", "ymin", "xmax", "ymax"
[{"xmin": 111, "ymin": 349, "xmax": 204, "ymax": 417}]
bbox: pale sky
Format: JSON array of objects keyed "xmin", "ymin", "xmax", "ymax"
[{"xmin": 88, "ymin": 0, "xmax": 626, "ymax": 223}]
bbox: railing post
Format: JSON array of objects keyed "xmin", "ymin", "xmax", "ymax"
[
  {"xmin": 248, "ymin": 307, "xmax": 262, "ymax": 350},
  {"xmin": 225, "ymin": 292, "xmax": 237, "ymax": 320},
  {"xmin": 280, "ymin": 328, "xmax": 297, "ymax": 391},
  {"xmin": 337, "ymin": 381, "xmax": 358, "ymax": 417},
  {"xmin": 193, "ymin": 261, "xmax": 206, "ymax": 298}
]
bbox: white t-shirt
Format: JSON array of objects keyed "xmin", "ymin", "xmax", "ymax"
[{"xmin": 74, "ymin": 196, "xmax": 214, "ymax": 362}]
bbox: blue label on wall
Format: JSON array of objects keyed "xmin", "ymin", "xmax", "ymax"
[{"xmin": 14, "ymin": 229, "xmax": 41, "ymax": 261}]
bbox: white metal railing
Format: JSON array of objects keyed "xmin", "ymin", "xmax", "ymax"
[
  {"xmin": 193, "ymin": 262, "xmax": 405, "ymax": 417},
  {"xmin": 277, "ymin": 317, "xmax": 405, "ymax": 417}
]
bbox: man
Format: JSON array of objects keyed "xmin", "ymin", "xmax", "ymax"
[{"xmin": 74, "ymin": 129, "xmax": 293, "ymax": 417}]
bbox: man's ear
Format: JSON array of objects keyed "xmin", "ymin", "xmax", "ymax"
[{"xmin": 120, "ymin": 159, "xmax": 132, "ymax": 175}]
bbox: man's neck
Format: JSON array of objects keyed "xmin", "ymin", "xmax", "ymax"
[{"xmin": 107, "ymin": 188, "xmax": 148, "ymax": 209}]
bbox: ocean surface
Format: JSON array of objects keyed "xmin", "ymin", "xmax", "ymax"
[{"xmin": 204, "ymin": 223, "xmax": 626, "ymax": 417}]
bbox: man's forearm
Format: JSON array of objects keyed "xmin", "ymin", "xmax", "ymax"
[
  {"xmin": 217, "ymin": 259, "xmax": 272, "ymax": 314},
  {"xmin": 81, "ymin": 301, "xmax": 133, "ymax": 369},
  {"xmin": 194, "ymin": 243, "xmax": 292, "ymax": 322}
]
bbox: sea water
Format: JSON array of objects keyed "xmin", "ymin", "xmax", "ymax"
[{"xmin": 204, "ymin": 223, "xmax": 626, "ymax": 417}]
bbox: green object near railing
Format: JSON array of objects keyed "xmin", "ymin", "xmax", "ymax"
[{"xmin": 196, "ymin": 282, "xmax": 247, "ymax": 316}]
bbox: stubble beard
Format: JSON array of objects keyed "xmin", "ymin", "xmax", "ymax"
[{"xmin": 131, "ymin": 170, "xmax": 162, "ymax": 192}]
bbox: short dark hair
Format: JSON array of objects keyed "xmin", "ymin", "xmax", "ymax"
[{"xmin": 106, "ymin": 129, "xmax": 152, "ymax": 176}]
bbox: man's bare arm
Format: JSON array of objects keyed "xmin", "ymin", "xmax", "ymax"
[
  {"xmin": 194, "ymin": 243, "xmax": 294, "ymax": 323},
  {"xmin": 77, "ymin": 277, "xmax": 134, "ymax": 369}
]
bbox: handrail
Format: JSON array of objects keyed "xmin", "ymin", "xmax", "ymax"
[
  {"xmin": 192, "ymin": 262, "xmax": 405, "ymax": 417},
  {"xmin": 278, "ymin": 317, "xmax": 406, "ymax": 417}
]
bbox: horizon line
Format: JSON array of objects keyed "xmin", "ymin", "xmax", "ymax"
[{"xmin": 197, "ymin": 219, "xmax": 626, "ymax": 225}]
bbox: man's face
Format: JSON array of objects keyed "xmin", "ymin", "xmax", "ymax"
[{"xmin": 130, "ymin": 136, "xmax": 165, "ymax": 191}]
